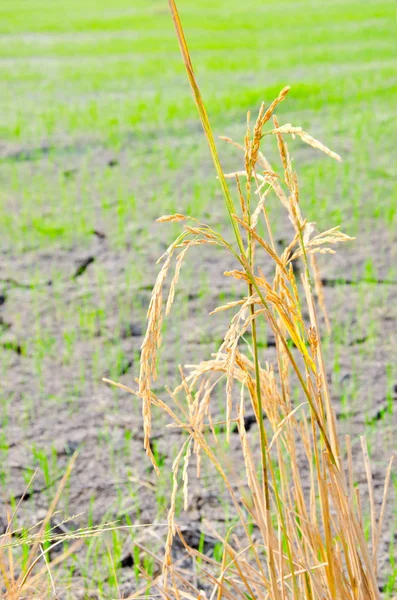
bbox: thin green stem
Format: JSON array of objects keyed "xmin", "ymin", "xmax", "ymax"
[{"xmin": 168, "ymin": 0, "xmax": 245, "ymax": 258}]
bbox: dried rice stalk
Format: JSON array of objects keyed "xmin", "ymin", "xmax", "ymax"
[
  {"xmin": 268, "ymin": 123, "xmax": 342, "ymax": 162},
  {"xmin": 112, "ymin": 6, "xmax": 393, "ymax": 595}
]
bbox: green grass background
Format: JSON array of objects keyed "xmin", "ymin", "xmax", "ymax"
[{"xmin": 0, "ymin": 0, "xmax": 395, "ymax": 253}]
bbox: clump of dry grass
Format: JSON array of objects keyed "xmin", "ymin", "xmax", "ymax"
[
  {"xmin": 109, "ymin": 1, "xmax": 394, "ymax": 598},
  {"xmin": 0, "ymin": 455, "xmax": 81, "ymax": 599},
  {"xmin": 0, "ymin": 454, "xmax": 119, "ymax": 599}
]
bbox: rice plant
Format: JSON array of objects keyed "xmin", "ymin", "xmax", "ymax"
[{"xmin": 108, "ymin": 2, "xmax": 394, "ymax": 598}]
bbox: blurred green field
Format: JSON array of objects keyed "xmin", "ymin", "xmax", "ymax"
[
  {"xmin": 0, "ymin": 0, "xmax": 395, "ymax": 252},
  {"xmin": 0, "ymin": 0, "xmax": 396, "ymax": 596}
]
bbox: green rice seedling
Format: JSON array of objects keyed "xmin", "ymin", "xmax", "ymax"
[{"xmin": 107, "ymin": 1, "xmax": 395, "ymax": 597}]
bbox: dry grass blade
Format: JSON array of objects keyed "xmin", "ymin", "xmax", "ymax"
[
  {"xmin": 18, "ymin": 452, "xmax": 78, "ymax": 590},
  {"xmin": 372, "ymin": 455, "xmax": 394, "ymax": 575},
  {"xmin": 267, "ymin": 402, "xmax": 308, "ymax": 451},
  {"xmin": 360, "ymin": 437, "xmax": 377, "ymax": 556}
]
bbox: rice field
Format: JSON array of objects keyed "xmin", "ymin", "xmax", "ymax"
[{"xmin": 0, "ymin": 0, "xmax": 396, "ymax": 597}]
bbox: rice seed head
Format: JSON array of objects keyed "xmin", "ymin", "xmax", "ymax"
[
  {"xmin": 251, "ymin": 87, "xmax": 290, "ymax": 168},
  {"xmin": 261, "ymin": 86, "xmax": 290, "ymax": 126},
  {"xmin": 138, "ymin": 252, "xmax": 175, "ymax": 474},
  {"xmin": 269, "ymin": 123, "xmax": 342, "ymax": 162},
  {"xmin": 157, "ymin": 213, "xmax": 188, "ymax": 222}
]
